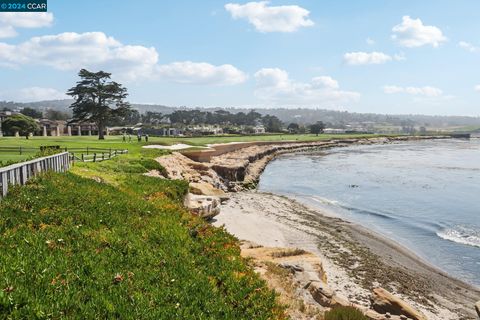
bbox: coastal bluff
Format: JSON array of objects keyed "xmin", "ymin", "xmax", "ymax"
[
  {"xmin": 156, "ymin": 135, "xmax": 449, "ymax": 195},
  {"xmin": 154, "ymin": 136, "xmax": 450, "ymax": 220}
]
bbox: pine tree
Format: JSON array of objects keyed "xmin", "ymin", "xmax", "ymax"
[{"xmin": 67, "ymin": 69, "xmax": 131, "ymax": 139}]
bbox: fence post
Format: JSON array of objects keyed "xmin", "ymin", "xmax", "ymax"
[
  {"xmin": 1, "ymin": 172, "xmax": 7, "ymax": 197},
  {"xmin": 81, "ymin": 153, "xmax": 84, "ymax": 162},
  {"xmin": 93, "ymin": 153, "xmax": 97, "ymax": 162},
  {"xmin": 19, "ymin": 146, "xmax": 22, "ymax": 155}
]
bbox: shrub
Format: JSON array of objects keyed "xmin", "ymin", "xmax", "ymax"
[{"xmin": 324, "ymin": 306, "xmax": 368, "ymax": 320}]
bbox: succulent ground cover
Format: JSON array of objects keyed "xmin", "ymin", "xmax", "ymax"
[{"xmin": 0, "ymin": 150, "xmax": 285, "ymax": 319}]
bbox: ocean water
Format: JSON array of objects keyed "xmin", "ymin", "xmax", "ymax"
[{"xmin": 258, "ymin": 139, "xmax": 480, "ymax": 287}]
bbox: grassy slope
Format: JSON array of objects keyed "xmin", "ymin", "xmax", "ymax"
[{"xmin": 0, "ymin": 149, "xmax": 285, "ymax": 319}]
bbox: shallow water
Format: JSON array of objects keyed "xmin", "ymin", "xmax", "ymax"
[{"xmin": 258, "ymin": 139, "xmax": 480, "ymax": 287}]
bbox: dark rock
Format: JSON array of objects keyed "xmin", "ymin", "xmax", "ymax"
[{"xmin": 279, "ymin": 263, "xmax": 304, "ymax": 273}]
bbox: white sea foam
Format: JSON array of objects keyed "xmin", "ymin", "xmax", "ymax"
[
  {"xmin": 437, "ymin": 225, "xmax": 480, "ymax": 248},
  {"xmin": 308, "ymin": 195, "xmax": 340, "ymax": 206}
]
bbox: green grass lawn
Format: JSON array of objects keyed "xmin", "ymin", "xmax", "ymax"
[
  {"xmin": 163, "ymin": 133, "xmax": 386, "ymax": 146},
  {"xmin": 0, "ymin": 148, "xmax": 286, "ymax": 319},
  {"xmin": 0, "ymin": 133, "xmax": 386, "ymax": 164},
  {"xmin": 0, "ymin": 152, "xmax": 37, "ymax": 163}
]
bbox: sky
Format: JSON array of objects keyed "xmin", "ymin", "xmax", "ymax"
[{"xmin": 0, "ymin": 0, "xmax": 479, "ymax": 116}]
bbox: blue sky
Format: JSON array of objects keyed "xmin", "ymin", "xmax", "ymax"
[{"xmin": 0, "ymin": 0, "xmax": 479, "ymax": 116}]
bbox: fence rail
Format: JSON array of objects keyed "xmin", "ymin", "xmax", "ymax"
[
  {"xmin": 0, "ymin": 146, "xmax": 38, "ymax": 155},
  {"xmin": 0, "ymin": 152, "xmax": 70, "ymax": 198},
  {"xmin": 0, "ymin": 148, "xmax": 129, "ymax": 199},
  {"xmin": 69, "ymin": 149, "xmax": 128, "ymax": 163},
  {"xmin": 0, "ymin": 146, "xmax": 129, "ymax": 163}
]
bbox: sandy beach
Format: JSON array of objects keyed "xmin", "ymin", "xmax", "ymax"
[{"xmin": 213, "ymin": 191, "xmax": 480, "ymax": 320}]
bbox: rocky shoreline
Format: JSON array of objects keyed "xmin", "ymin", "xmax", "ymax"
[
  {"xmin": 155, "ymin": 136, "xmax": 449, "ymax": 219},
  {"xmin": 152, "ymin": 135, "xmax": 480, "ymax": 319},
  {"xmin": 214, "ymin": 192, "xmax": 480, "ymax": 320},
  {"xmin": 158, "ymin": 136, "xmax": 449, "ymax": 191}
]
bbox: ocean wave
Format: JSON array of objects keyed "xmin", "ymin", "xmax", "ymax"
[
  {"xmin": 308, "ymin": 195, "xmax": 341, "ymax": 206},
  {"xmin": 437, "ymin": 225, "xmax": 480, "ymax": 248},
  {"xmin": 308, "ymin": 196, "xmax": 396, "ymax": 221},
  {"xmin": 434, "ymin": 166, "xmax": 480, "ymax": 172},
  {"xmin": 346, "ymin": 206, "xmax": 396, "ymax": 220}
]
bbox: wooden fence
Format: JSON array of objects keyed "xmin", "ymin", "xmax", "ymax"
[
  {"xmin": 0, "ymin": 146, "xmax": 38, "ymax": 155},
  {"xmin": 0, "ymin": 152, "xmax": 70, "ymax": 198},
  {"xmin": 69, "ymin": 149, "xmax": 128, "ymax": 163}
]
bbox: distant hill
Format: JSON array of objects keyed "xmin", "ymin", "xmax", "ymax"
[{"xmin": 2, "ymin": 100, "xmax": 480, "ymax": 128}]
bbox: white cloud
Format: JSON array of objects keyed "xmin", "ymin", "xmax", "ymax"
[
  {"xmin": 2, "ymin": 87, "xmax": 67, "ymax": 102},
  {"xmin": 0, "ymin": 31, "xmax": 247, "ymax": 85},
  {"xmin": 0, "ymin": 12, "xmax": 53, "ymax": 38},
  {"xmin": 225, "ymin": 1, "xmax": 314, "ymax": 33},
  {"xmin": 0, "ymin": 12, "xmax": 53, "ymax": 28},
  {"xmin": 311, "ymin": 76, "xmax": 339, "ymax": 90},
  {"xmin": 0, "ymin": 32, "xmax": 159, "ymax": 80},
  {"xmin": 343, "ymin": 51, "xmax": 406, "ymax": 65},
  {"xmin": 383, "ymin": 85, "xmax": 443, "ymax": 97},
  {"xmin": 344, "ymin": 51, "xmax": 392, "ymax": 65},
  {"xmin": 254, "ymin": 68, "xmax": 359, "ymax": 107},
  {"xmin": 0, "ymin": 25, "xmax": 17, "ymax": 38},
  {"xmin": 157, "ymin": 61, "xmax": 247, "ymax": 85},
  {"xmin": 392, "ymin": 16, "xmax": 447, "ymax": 48},
  {"xmin": 474, "ymin": 85, "xmax": 480, "ymax": 92},
  {"xmin": 459, "ymin": 41, "xmax": 480, "ymax": 53}
]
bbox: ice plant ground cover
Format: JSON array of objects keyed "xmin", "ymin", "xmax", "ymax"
[{"xmin": 0, "ymin": 149, "xmax": 285, "ymax": 319}]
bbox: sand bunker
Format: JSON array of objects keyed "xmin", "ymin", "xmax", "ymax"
[{"xmin": 143, "ymin": 144, "xmax": 207, "ymax": 150}]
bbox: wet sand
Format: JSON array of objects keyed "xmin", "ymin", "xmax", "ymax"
[{"xmin": 214, "ymin": 191, "xmax": 480, "ymax": 320}]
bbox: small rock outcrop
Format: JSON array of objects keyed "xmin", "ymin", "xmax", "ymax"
[
  {"xmin": 189, "ymin": 182, "xmax": 228, "ymax": 198},
  {"xmin": 371, "ymin": 288, "xmax": 427, "ymax": 320},
  {"xmin": 475, "ymin": 300, "xmax": 480, "ymax": 318},
  {"xmin": 184, "ymin": 194, "xmax": 221, "ymax": 219},
  {"xmin": 307, "ymin": 280, "xmax": 335, "ymax": 307},
  {"xmin": 156, "ymin": 152, "xmax": 227, "ymax": 191}
]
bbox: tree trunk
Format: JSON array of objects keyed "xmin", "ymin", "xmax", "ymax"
[{"xmin": 98, "ymin": 122, "xmax": 105, "ymax": 140}]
